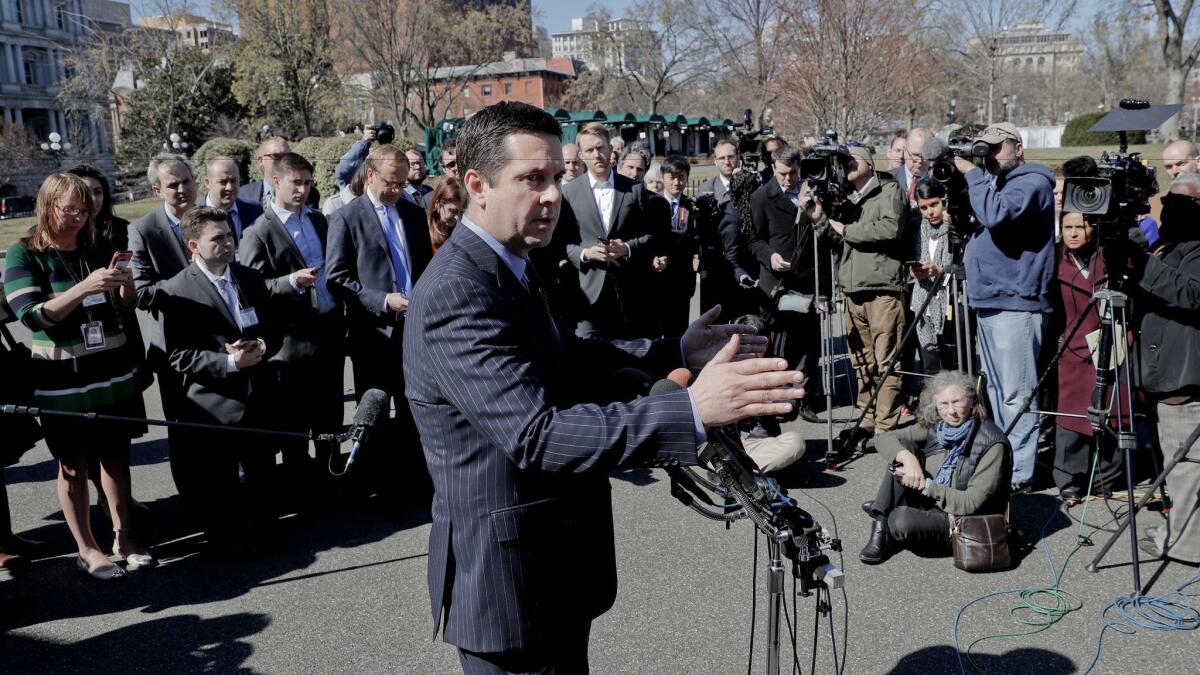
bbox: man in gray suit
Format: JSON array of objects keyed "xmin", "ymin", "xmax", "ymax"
[
  {"xmin": 556, "ymin": 122, "xmax": 668, "ymax": 339},
  {"xmin": 403, "ymin": 100, "xmax": 807, "ymax": 674},
  {"xmin": 239, "ymin": 152, "xmax": 345, "ymax": 482}
]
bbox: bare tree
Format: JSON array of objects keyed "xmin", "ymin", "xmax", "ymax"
[
  {"xmin": 934, "ymin": 0, "xmax": 1077, "ymax": 125},
  {"xmin": 1149, "ymin": 0, "xmax": 1200, "ymax": 139},
  {"xmin": 604, "ymin": 0, "xmax": 713, "ymax": 114},
  {"xmin": 0, "ymin": 123, "xmax": 45, "ymax": 191},
  {"xmin": 782, "ymin": 0, "xmax": 930, "ymax": 140}
]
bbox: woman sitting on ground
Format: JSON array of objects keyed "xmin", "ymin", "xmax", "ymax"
[{"xmin": 859, "ymin": 370, "xmax": 1012, "ymax": 564}]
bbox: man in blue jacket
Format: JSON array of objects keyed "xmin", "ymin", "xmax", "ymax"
[{"xmin": 953, "ymin": 122, "xmax": 1056, "ymax": 492}]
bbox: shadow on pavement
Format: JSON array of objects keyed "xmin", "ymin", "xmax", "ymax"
[
  {"xmin": 0, "ymin": 612, "xmax": 270, "ymax": 673},
  {"xmin": 887, "ymin": 645, "xmax": 1076, "ymax": 674}
]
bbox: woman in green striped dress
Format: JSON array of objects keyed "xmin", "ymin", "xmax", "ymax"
[{"xmin": 4, "ymin": 173, "xmax": 153, "ymax": 580}]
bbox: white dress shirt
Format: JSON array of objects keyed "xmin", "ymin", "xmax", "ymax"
[{"xmin": 588, "ymin": 169, "xmax": 616, "ymax": 234}]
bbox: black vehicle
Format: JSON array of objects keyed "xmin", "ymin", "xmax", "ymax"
[{"xmin": 0, "ymin": 196, "xmax": 35, "ymax": 220}]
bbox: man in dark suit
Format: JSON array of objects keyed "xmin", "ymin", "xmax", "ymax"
[
  {"xmin": 404, "ymin": 148, "xmax": 434, "ymax": 208},
  {"xmin": 556, "ymin": 121, "xmax": 668, "ymax": 339},
  {"xmin": 327, "ymin": 144, "xmax": 433, "ymax": 481},
  {"xmin": 696, "ymin": 139, "xmax": 743, "ymax": 317},
  {"xmin": 654, "ymin": 155, "xmax": 699, "ymax": 336},
  {"xmin": 202, "ymin": 156, "xmax": 263, "ymax": 255},
  {"xmin": 748, "ymin": 145, "xmax": 825, "ymax": 423},
  {"xmin": 240, "ymin": 152, "xmax": 345, "ymax": 483},
  {"xmin": 240, "ymin": 137, "xmax": 320, "ymax": 209},
  {"xmin": 403, "ymin": 101, "xmax": 805, "ymax": 674},
  {"xmin": 161, "ymin": 206, "xmax": 280, "ymax": 552}
]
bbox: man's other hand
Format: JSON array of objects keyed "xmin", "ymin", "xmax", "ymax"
[
  {"xmin": 683, "ymin": 305, "xmax": 768, "ymax": 368},
  {"xmin": 690, "ymin": 335, "xmax": 806, "ymax": 427}
]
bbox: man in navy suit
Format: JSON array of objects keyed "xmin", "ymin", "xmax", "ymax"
[
  {"xmin": 403, "ymin": 101, "xmax": 807, "ymax": 674},
  {"xmin": 557, "ymin": 122, "xmax": 669, "ymax": 339},
  {"xmin": 202, "ymin": 156, "xmax": 263, "ymax": 256}
]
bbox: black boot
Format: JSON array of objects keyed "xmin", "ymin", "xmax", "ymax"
[
  {"xmin": 795, "ymin": 401, "xmax": 821, "ymax": 424},
  {"xmin": 859, "ymin": 518, "xmax": 892, "ymax": 564}
]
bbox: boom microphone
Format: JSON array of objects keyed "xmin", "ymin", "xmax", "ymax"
[
  {"xmin": 922, "ymin": 135, "xmax": 951, "ymax": 163},
  {"xmin": 342, "ymin": 388, "xmax": 390, "ymax": 473}
]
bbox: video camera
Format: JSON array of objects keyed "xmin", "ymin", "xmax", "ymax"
[
  {"xmin": 800, "ymin": 131, "xmax": 858, "ymax": 222},
  {"xmin": 733, "ymin": 108, "xmax": 774, "ymax": 172},
  {"xmin": 1061, "ymin": 99, "xmax": 1175, "ymax": 246},
  {"xmin": 369, "ymin": 120, "xmax": 396, "ymax": 145},
  {"xmin": 929, "ymin": 136, "xmax": 988, "ymax": 183}
]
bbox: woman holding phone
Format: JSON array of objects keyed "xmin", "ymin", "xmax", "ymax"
[{"xmin": 3, "ymin": 173, "xmax": 153, "ymax": 579}]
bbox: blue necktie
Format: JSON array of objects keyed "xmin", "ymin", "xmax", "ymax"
[{"xmin": 381, "ymin": 206, "xmax": 411, "ymax": 294}]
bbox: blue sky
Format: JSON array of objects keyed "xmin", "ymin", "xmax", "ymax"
[{"xmin": 533, "ymin": 0, "xmax": 638, "ymax": 34}]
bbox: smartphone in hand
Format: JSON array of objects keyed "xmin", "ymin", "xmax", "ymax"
[{"xmin": 110, "ymin": 251, "xmax": 133, "ymax": 270}]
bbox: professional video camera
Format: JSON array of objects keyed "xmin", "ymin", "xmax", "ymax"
[
  {"xmin": 1061, "ymin": 99, "xmax": 1173, "ymax": 248},
  {"xmin": 927, "ymin": 135, "xmax": 986, "ymax": 242},
  {"xmin": 929, "ymin": 136, "xmax": 988, "ymax": 183},
  {"xmin": 732, "ymin": 108, "xmax": 774, "ymax": 172},
  {"xmin": 369, "ymin": 120, "xmax": 396, "ymax": 145},
  {"xmin": 800, "ymin": 131, "xmax": 858, "ymax": 222}
]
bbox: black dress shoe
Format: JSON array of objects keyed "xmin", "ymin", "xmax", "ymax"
[
  {"xmin": 796, "ymin": 401, "xmax": 821, "ymax": 424},
  {"xmin": 861, "ymin": 500, "xmax": 875, "ymax": 516},
  {"xmin": 1058, "ymin": 486, "xmax": 1083, "ymax": 502},
  {"xmin": 848, "ymin": 428, "xmax": 874, "ymax": 454},
  {"xmin": 859, "ymin": 518, "xmax": 892, "ymax": 565}
]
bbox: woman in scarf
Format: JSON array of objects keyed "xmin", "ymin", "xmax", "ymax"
[
  {"xmin": 859, "ymin": 371, "xmax": 1012, "ymax": 564},
  {"xmin": 909, "ymin": 180, "xmax": 960, "ymax": 374}
]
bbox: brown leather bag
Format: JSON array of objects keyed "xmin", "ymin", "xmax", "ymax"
[{"xmin": 951, "ymin": 512, "xmax": 1011, "ymax": 572}]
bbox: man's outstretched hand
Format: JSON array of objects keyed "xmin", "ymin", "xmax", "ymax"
[
  {"xmin": 682, "ymin": 305, "xmax": 768, "ymax": 368},
  {"xmin": 690, "ymin": 335, "xmax": 806, "ymax": 427}
]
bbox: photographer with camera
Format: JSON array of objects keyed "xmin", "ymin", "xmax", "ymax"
[
  {"xmin": 747, "ymin": 145, "xmax": 822, "ymax": 423},
  {"xmin": 335, "ymin": 122, "xmax": 396, "ymax": 191},
  {"xmin": 1129, "ymin": 173, "xmax": 1200, "ymax": 564},
  {"xmin": 950, "ymin": 122, "xmax": 1056, "ymax": 493},
  {"xmin": 808, "ymin": 146, "xmax": 908, "ymax": 450}
]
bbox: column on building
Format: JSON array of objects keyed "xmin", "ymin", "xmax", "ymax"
[
  {"xmin": 13, "ymin": 106, "xmax": 23, "ymax": 127},
  {"xmin": 43, "ymin": 0, "xmax": 54, "ymax": 29},
  {"xmin": 3, "ymin": 108, "xmax": 13, "ymax": 124},
  {"xmin": 1, "ymin": 43, "xmax": 12, "ymax": 83},
  {"xmin": 0, "ymin": 0, "xmax": 8, "ymax": 23},
  {"xmin": 14, "ymin": 44, "xmax": 23, "ymax": 84}
]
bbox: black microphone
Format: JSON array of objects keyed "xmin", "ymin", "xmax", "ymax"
[{"xmin": 342, "ymin": 388, "xmax": 390, "ymax": 473}]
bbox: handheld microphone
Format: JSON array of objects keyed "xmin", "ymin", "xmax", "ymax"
[
  {"xmin": 649, "ymin": 368, "xmax": 693, "ymax": 397},
  {"xmin": 342, "ymin": 388, "xmax": 390, "ymax": 473}
]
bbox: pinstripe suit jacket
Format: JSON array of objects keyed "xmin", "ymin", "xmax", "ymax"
[{"xmin": 404, "ymin": 223, "xmax": 699, "ymax": 654}]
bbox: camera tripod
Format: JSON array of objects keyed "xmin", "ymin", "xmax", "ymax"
[{"xmin": 832, "ymin": 233, "xmax": 975, "ymax": 468}]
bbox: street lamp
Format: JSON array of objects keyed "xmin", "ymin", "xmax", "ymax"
[
  {"xmin": 164, "ymin": 132, "xmax": 190, "ymax": 153},
  {"xmin": 1001, "ymin": 95, "xmax": 1010, "ymax": 123},
  {"xmin": 946, "ymin": 97, "xmax": 958, "ymax": 127},
  {"xmin": 40, "ymin": 131, "xmax": 71, "ymax": 156},
  {"xmin": 1191, "ymin": 96, "xmax": 1199, "ymax": 143}
]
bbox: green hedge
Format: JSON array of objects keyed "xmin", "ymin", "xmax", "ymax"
[
  {"xmin": 1062, "ymin": 112, "xmax": 1146, "ymax": 147},
  {"xmin": 192, "ymin": 138, "xmax": 256, "ymax": 184}
]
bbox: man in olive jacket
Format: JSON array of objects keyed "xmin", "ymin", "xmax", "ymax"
[{"xmin": 810, "ymin": 146, "xmax": 908, "ymax": 449}]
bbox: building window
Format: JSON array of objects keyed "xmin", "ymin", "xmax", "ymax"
[
  {"xmin": 503, "ymin": 82, "xmax": 512, "ymax": 95},
  {"xmin": 23, "ymin": 61, "xmax": 34, "ymax": 85},
  {"xmin": 464, "ymin": 85, "xmax": 470, "ymax": 97},
  {"xmin": 201, "ymin": 30, "xmax": 208, "ymax": 38},
  {"xmin": 56, "ymin": 4, "xmax": 66, "ymax": 29},
  {"xmin": 15, "ymin": 0, "xmax": 24, "ymax": 23},
  {"xmin": 481, "ymin": 84, "xmax": 492, "ymax": 96}
]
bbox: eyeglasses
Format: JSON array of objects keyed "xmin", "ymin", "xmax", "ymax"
[
  {"xmin": 443, "ymin": 160, "xmax": 457, "ymax": 169},
  {"xmin": 55, "ymin": 204, "xmax": 89, "ymax": 217}
]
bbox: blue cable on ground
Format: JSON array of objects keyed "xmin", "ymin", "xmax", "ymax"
[{"xmin": 1081, "ymin": 566, "xmax": 1200, "ymax": 674}]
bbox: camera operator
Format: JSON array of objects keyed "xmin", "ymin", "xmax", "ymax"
[
  {"xmin": 808, "ymin": 146, "xmax": 908, "ymax": 450},
  {"xmin": 1162, "ymin": 140, "xmax": 1200, "ymax": 180},
  {"xmin": 1131, "ymin": 173, "xmax": 1200, "ymax": 564},
  {"xmin": 335, "ymin": 122, "xmax": 395, "ymax": 191},
  {"xmin": 951, "ymin": 122, "xmax": 1056, "ymax": 493}
]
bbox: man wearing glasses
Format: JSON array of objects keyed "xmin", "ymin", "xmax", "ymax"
[{"xmin": 240, "ymin": 137, "xmax": 321, "ymax": 209}]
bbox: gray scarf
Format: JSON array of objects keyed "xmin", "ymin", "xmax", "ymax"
[{"xmin": 910, "ymin": 214, "xmax": 953, "ymax": 350}]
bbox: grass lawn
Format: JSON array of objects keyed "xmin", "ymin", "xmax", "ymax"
[{"xmin": 0, "ymin": 198, "xmax": 161, "ymax": 251}]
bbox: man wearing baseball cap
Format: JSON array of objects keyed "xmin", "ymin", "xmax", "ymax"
[
  {"xmin": 808, "ymin": 145, "xmax": 908, "ymax": 456},
  {"xmin": 951, "ymin": 122, "xmax": 1056, "ymax": 493}
]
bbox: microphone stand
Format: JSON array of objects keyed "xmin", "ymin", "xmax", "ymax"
[{"xmin": 0, "ymin": 404, "xmax": 344, "ymax": 443}]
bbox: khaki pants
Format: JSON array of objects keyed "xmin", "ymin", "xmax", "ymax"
[{"xmin": 845, "ymin": 291, "xmax": 906, "ymax": 431}]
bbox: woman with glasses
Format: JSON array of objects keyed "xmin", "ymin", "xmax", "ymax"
[{"xmin": 4, "ymin": 174, "xmax": 153, "ymax": 580}]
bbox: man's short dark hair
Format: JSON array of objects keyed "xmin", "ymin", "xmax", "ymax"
[
  {"xmin": 271, "ymin": 152, "xmax": 314, "ymax": 178},
  {"xmin": 180, "ymin": 206, "xmax": 229, "ymax": 243},
  {"xmin": 774, "ymin": 146, "xmax": 803, "ymax": 168},
  {"xmin": 661, "ymin": 155, "xmax": 691, "ymax": 177},
  {"xmin": 915, "ymin": 180, "xmax": 946, "ymax": 201},
  {"xmin": 456, "ymin": 102, "xmax": 562, "ymax": 183}
]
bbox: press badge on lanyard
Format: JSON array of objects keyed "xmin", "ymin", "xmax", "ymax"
[
  {"xmin": 82, "ymin": 321, "xmax": 106, "ymax": 350},
  {"xmin": 237, "ymin": 306, "xmax": 259, "ymax": 330}
]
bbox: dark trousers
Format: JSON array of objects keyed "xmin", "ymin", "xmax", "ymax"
[
  {"xmin": 457, "ymin": 622, "xmax": 592, "ymax": 675},
  {"xmin": 171, "ymin": 428, "xmax": 274, "ymax": 544},
  {"xmin": 576, "ymin": 278, "xmax": 631, "ymax": 340},
  {"xmin": 769, "ymin": 306, "xmax": 821, "ymax": 395},
  {"xmin": 872, "ymin": 454, "xmax": 952, "ymax": 554},
  {"xmin": 278, "ymin": 319, "xmax": 346, "ymax": 475},
  {"xmin": 1053, "ymin": 426, "xmax": 1124, "ymax": 494},
  {"xmin": 349, "ymin": 324, "xmax": 427, "ymax": 494}
]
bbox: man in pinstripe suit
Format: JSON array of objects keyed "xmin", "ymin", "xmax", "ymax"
[{"xmin": 404, "ymin": 102, "xmax": 808, "ymax": 674}]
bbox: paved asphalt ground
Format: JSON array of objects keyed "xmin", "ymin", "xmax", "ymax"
[{"xmin": 2, "ymin": 299, "xmax": 1198, "ymax": 674}]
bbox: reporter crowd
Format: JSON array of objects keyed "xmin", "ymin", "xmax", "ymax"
[{"xmin": 1, "ymin": 118, "xmax": 1197, "ymax": 586}]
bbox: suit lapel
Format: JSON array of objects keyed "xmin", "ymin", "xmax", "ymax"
[
  {"xmin": 355, "ymin": 196, "xmax": 393, "ymax": 262},
  {"xmin": 189, "ymin": 265, "xmax": 239, "ymax": 332},
  {"xmin": 264, "ymin": 207, "xmax": 308, "ymax": 270},
  {"xmin": 455, "ymin": 227, "xmax": 561, "ymax": 351},
  {"xmin": 609, "ymin": 179, "xmax": 630, "ymax": 234},
  {"xmin": 568, "ymin": 177, "xmax": 606, "ymax": 240},
  {"xmin": 159, "ymin": 209, "xmax": 188, "ymax": 268}
]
